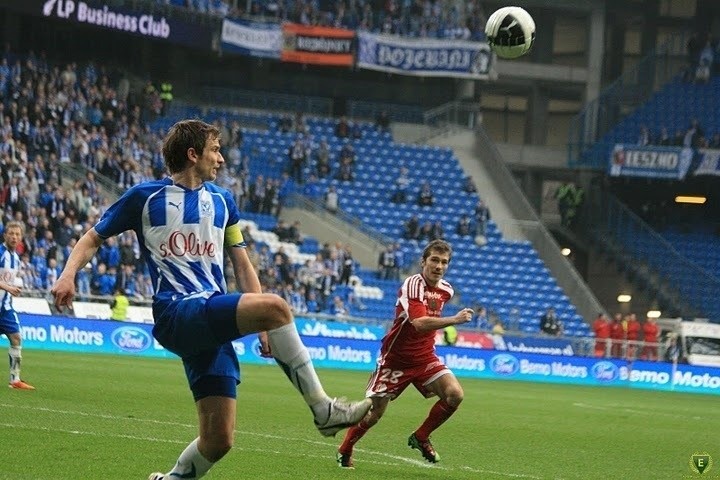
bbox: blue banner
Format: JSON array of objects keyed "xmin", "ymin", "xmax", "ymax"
[
  {"xmin": 221, "ymin": 18, "xmax": 282, "ymax": 59},
  {"xmin": 693, "ymin": 148, "xmax": 720, "ymax": 176},
  {"xmin": 609, "ymin": 144, "xmax": 693, "ymax": 179},
  {"xmin": 356, "ymin": 31, "xmax": 493, "ymax": 79},
  {"xmin": 295, "ymin": 317, "xmax": 386, "ymax": 341},
  {"xmin": 13, "ymin": 314, "xmax": 720, "ymax": 395},
  {"xmin": 492, "ymin": 334, "xmax": 575, "ymax": 356}
]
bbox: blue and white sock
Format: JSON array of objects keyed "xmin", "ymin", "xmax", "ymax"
[
  {"xmin": 166, "ymin": 438, "xmax": 214, "ymax": 479},
  {"xmin": 267, "ymin": 323, "xmax": 332, "ymax": 421},
  {"xmin": 8, "ymin": 346, "xmax": 21, "ymax": 383}
]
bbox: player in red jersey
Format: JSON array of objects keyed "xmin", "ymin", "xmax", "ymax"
[{"xmin": 337, "ymin": 239, "xmax": 473, "ymax": 468}]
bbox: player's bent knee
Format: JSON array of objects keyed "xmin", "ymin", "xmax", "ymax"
[
  {"xmin": 262, "ymin": 294, "xmax": 292, "ymax": 329},
  {"xmin": 444, "ymin": 388, "xmax": 464, "ymax": 407}
]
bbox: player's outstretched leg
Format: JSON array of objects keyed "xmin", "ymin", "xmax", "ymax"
[
  {"xmin": 408, "ymin": 433, "xmax": 440, "ymax": 463},
  {"xmin": 261, "ymin": 304, "xmax": 371, "ymax": 436}
]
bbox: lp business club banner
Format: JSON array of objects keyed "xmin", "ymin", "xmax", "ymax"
[
  {"xmin": 9, "ymin": 0, "xmax": 216, "ymax": 49},
  {"xmin": 356, "ymin": 31, "xmax": 493, "ymax": 79}
]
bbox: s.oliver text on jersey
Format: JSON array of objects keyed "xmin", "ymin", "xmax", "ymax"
[{"xmin": 159, "ymin": 231, "xmax": 216, "ymax": 258}]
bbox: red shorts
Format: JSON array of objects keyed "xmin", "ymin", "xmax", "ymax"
[{"xmin": 365, "ymin": 356, "xmax": 450, "ymax": 399}]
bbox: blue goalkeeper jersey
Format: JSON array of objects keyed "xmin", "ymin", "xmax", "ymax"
[{"xmin": 94, "ymin": 178, "xmax": 244, "ymax": 306}]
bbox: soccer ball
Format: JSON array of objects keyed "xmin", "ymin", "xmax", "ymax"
[{"xmin": 485, "ymin": 6, "xmax": 536, "ymax": 59}]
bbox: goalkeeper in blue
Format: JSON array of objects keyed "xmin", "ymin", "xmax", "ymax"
[{"xmin": 51, "ymin": 119, "xmax": 371, "ymax": 479}]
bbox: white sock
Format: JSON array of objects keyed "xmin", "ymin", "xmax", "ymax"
[
  {"xmin": 9, "ymin": 346, "xmax": 21, "ymax": 383},
  {"xmin": 167, "ymin": 438, "xmax": 214, "ymax": 479},
  {"xmin": 266, "ymin": 323, "xmax": 332, "ymax": 420}
]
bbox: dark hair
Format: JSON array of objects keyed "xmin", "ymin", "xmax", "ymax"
[
  {"xmin": 422, "ymin": 239, "xmax": 452, "ymax": 261},
  {"xmin": 161, "ymin": 120, "xmax": 220, "ymax": 174}
]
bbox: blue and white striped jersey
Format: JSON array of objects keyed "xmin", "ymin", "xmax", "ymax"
[
  {"xmin": 94, "ymin": 178, "xmax": 244, "ymax": 305},
  {"xmin": 0, "ymin": 243, "xmax": 20, "ymax": 311}
]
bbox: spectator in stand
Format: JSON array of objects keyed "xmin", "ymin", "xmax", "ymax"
[
  {"xmin": 539, "ymin": 307, "xmax": 562, "ymax": 336},
  {"xmin": 330, "ymin": 295, "xmax": 350, "ymax": 317},
  {"xmin": 278, "ymin": 114, "xmax": 293, "ymax": 133},
  {"xmin": 403, "ymin": 214, "xmax": 420, "ymax": 240},
  {"xmin": 375, "ymin": 110, "xmax": 390, "ymax": 133},
  {"xmin": 350, "ymin": 122, "xmax": 362, "ymax": 140},
  {"xmin": 473, "ymin": 199, "xmax": 490, "ymax": 237},
  {"xmin": 391, "ymin": 166, "xmax": 410, "ymax": 203},
  {"xmin": 455, "ymin": 214, "xmax": 474, "ymax": 237},
  {"xmin": 288, "ymin": 220, "xmax": 303, "ymax": 245},
  {"xmin": 592, "ymin": 313, "xmax": 610, "ymax": 358},
  {"xmin": 683, "ymin": 118, "xmax": 704, "ymax": 148},
  {"xmin": 418, "ymin": 221, "xmax": 433, "ymax": 241},
  {"xmin": 339, "ymin": 141, "xmax": 356, "ymax": 164},
  {"xmin": 288, "ymin": 137, "xmax": 306, "ymax": 184},
  {"xmin": 272, "ymin": 220, "xmax": 291, "ymax": 242},
  {"xmin": 462, "ymin": 176, "xmax": 477, "ymax": 194},
  {"xmin": 656, "ymin": 127, "xmax": 672, "ymax": 146},
  {"xmin": 430, "ymin": 221, "xmax": 444, "ymax": 241},
  {"xmin": 641, "ymin": 316, "xmax": 659, "ymax": 361},
  {"xmin": 314, "ymin": 139, "xmax": 331, "ymax": 178},
  {"xmin": 377, "ymin": 245, "xmax": 395, "ymax": 281},
  {"xmin": 335, "ymin": 116, "xmax": 349, "ymax": 138},
  {"xmin": 324, "ymin": 185, "xmax": 339, "ymax": 214},
  {"xmin": 303, "ymin": 174, "xmax": 323, "ymax": 200},
  {"xmin": 610, "ymin": 313, "xmax": 625, "ymax": 358},
  {"xmin": 336, "ymin": 158, "xmax": 354, "ymax": 182},
  {"xmin": 338, "ymin": 246, "xmax": 354, "ymax": 285},
  {"xmin": 473, "ymin": 305, "xmax": 491, "ymax": 331},
  {"xmin": 637, "ymin": 125, "xmax": 651, "ymax": 146},
  {"xmin": 695, "ymin": 39, "xmax": 713, "ymax": 84},
  {"xmin": 624, "ymin": 313, "xmax": 641, "ymax": 360},
  {"xmin": 417, "ymin": 181, "xmax": 434, "ymax": 207}
]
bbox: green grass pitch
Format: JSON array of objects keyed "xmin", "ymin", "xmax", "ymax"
[{"xmin": 1, "ymin": 350, "xmax": 719, "ymax": 479}]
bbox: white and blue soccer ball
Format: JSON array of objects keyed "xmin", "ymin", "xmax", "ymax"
[{"xmin": 485, "ymin": 6, "xmax": 536, "ymax": 59}]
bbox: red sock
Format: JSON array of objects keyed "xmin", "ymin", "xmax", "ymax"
[
  {"xmin": 414, "ymin": 399, "xmax": 457, "ymax": 441},
  {"xmin": 338, "ymin": 419, "xmax": 371, "ymax": 455}
]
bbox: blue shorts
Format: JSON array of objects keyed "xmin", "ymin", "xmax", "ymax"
[
  {"xmin": 152, "ymin": 293, "xmax": 243, "ymax": 398},
  {"xmin": 0, "ymin": 309, "xmax": 19, "ymax": 336}
]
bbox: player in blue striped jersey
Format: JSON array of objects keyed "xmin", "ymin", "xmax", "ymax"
[
  {"xmin": 51, "ymin": 120, "xmax": 370, "ymax": 480},
  {"xmin": 1, "ymin": 221, "xmax": 35, "ymax": 390}
]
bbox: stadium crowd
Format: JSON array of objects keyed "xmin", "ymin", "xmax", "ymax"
[
  {"xmin": 0, "ymin": 47, "xmax": 385, "ymax": 320},
  {"xmin": 157, "ymin": 0, "xmax": 488, "ymax": 40}
]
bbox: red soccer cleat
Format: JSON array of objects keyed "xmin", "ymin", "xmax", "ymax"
[{"xmin": 9, "ymin": 380, "xmax": 35, "ymax": 390}]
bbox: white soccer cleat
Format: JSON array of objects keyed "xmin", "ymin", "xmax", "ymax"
[
  {"xmin": 148, "ymin": 473, "xmax": 165, "ymax": 480},
  {"xmin": 315, "ymin": 397, "xmax": 371, "ymax": 437}
]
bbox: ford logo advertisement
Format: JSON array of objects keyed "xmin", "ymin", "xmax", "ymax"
[
  {"xmin": 111, "ymin": 326, "xmax": 152, "ymax": 353},
  {"xmin": 592, "ymin": 361, "xmax": 619, "ymax": 382},
  {"xmin": 490, "ymin": 354, "xmax": 519, "ymax": 376}
]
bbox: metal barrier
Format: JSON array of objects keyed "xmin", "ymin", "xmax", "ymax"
[
  {"xmin": 568, "ymin": 32, "xmax": 690, "ymax": 168},
  {"xmin": 198, "ymin": 87, "xmax": 333, "ymax": 117},
  {"xmin": 347, "ymin": 100, "xmax": 426, "ymax": 124}
]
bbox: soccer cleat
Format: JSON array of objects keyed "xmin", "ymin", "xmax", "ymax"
[
  {"xmin": 336, "ymin": 452, "xmax": 355, "ymax": 469},
  {"xmin": 8, "ymin": 380, "xmax": 35, "ymax": 390},
  {"xmin": 315, "ymin": 397, "xmax": 371, "ymax": 437},
  {"xmin": 147, "ymin": 473, "xmax": 165, "ymax": 480},
  {"xmin": 408, "ymin": 432, "xmax": 440, "ymax": 463}
]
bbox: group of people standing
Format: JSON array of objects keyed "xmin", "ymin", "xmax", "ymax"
[{"xmin": 592, "ymin": 313, "xmax": 660, "ymax": 361}]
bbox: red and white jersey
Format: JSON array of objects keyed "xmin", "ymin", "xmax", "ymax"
[{"xmin": 378, "ymin": 273, "xmax": 454, "ymax": 366}]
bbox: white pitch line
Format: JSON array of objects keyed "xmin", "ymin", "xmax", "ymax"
[{"xmin": 1, "ymin": 402, "xmax": 552, "ymax": 479}]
